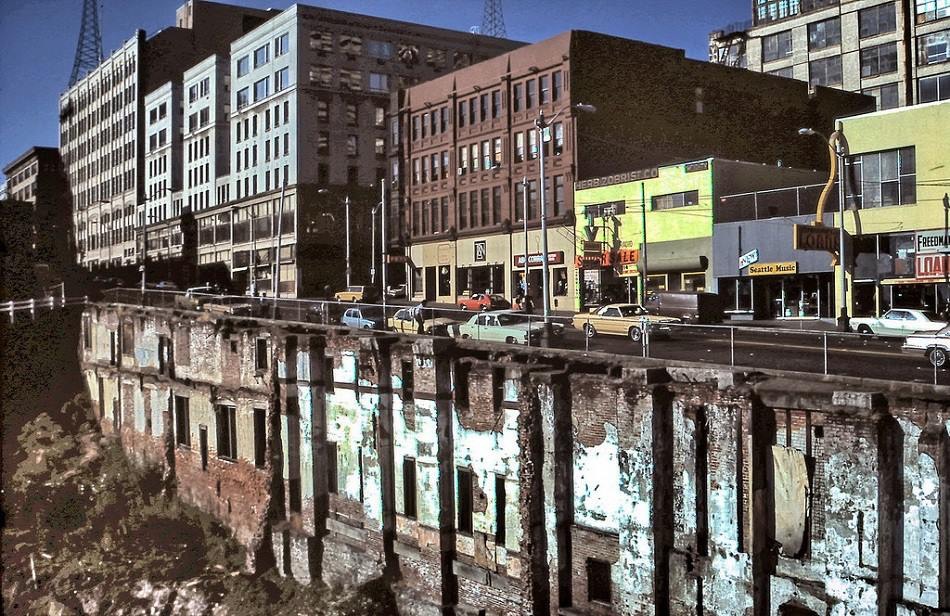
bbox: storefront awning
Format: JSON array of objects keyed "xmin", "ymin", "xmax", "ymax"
[{"xmin": 646, "ymin": 237, "xmax": 710, "ymax": 273}]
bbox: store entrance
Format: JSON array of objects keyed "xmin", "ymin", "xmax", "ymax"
[{"xmin": 760, "ymin": 274, "xmax": 831, "ymax": 318}]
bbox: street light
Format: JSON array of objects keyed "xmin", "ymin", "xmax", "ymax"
[
  {"xmin": 798, "ymin": 124, "xmax": 849, "ymax": 330},
  {"xmin": 535, "ymin": 102, "xmax": 596, "ymax": 343},
  {"xmin": 317, "ymin": 189, "xmax": 352, "ymax": 288}
]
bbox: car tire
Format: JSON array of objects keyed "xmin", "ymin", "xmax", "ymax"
[
  {"xmin": 460, "ymin": 305, "xmax": 468, "ymax": 310},
  {"xmin": 583, "ymin": 324, "xmax": 597, "ymax": 338},
  {"xmin": 481, "ymin": 305, "xmax": 489, "ymax": 311},
  {"xmin": 857, "ymin": 325, "xmax": 872, "ymax": 336},
  {"xmin": 363, "ymin": 324, "xmax": 371, "ymax": 329},
  {"xmin": 505, "ymin": 336, "xmax": 516, "ymax": 344},
  {"xmin": 461, "ymin": 334, "xmax": 470, "ymax": 340},
  {"xmin": 628, "ymin": 326, "xmax": 643, "ymax": 342},
  {"xmin": 929, "ymin": 347, "xmax": 947, "ymax": 368}
]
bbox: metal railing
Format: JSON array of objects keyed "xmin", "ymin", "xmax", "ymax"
[{"xmin": 98, "ymin": 289, "xmax": 948, "ymax": 386}]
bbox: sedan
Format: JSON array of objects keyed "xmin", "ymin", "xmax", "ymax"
[
  {"xmin": 571, "ymin": 303, "xmax": 681, "ymax": 342},
  {"xmin": 850, "ymin": 308, "xmax": 947, "ymax": 337},
  {"xmin": 388, "ymin": 308, "xmax": 457, "ymax": 336},
  {"xmin": 458, "ymin": 293, "xmax": 511, "ymax": 311},
  {"xmin": 340, "ymin": 307, "xmax": 385, "ymax": 329},
  {"xmin": 458, "ymin": 310, "xmax": 563, "ymax": 345},
  {"xmin": 902, "ymin": 325, "xmax": 950, "ymax": 368}
]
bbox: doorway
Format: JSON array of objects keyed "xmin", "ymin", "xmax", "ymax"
[
  {"xmin": 199, "ymin": 425, "xmax": 209, "ymax": 471},
  {"xmin": 424, "ymin": 266, "xmax": 437, "ymax": 301}
]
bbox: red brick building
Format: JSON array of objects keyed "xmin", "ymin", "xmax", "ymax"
[{"xmin": 392, "ymin": 30, "xmax": 873, "ymax": 307}]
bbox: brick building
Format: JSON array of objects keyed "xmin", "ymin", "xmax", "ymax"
[
  {"xmin": 80, "ymin": 301, "xmax": 950, "ymax": 614},
  {"xmin": 394, "ymin": 30, "xmax": 873, "ymax": 308},
  {"xmin": 710, "ymin": 0, "xmax": 950, "ymax": 109}
]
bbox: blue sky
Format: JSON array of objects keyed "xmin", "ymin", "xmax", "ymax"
[{"xmin": 0, "ymin": 0, "xmax": 750, "ymax": 178}]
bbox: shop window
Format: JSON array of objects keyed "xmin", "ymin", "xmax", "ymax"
[
  {"xmin": 587, "ymin": 558, "xmax": 611, "ymax": 603},
  {"xmin": 682, "ymin": 273, "xmax": 706, "ymax": 292},
  {"xmin": 647, "ymin": 274, "xmax": 668, "ymax": 294}
]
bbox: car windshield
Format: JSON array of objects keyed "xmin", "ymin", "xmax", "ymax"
[
  {"xmin": 617, "ymin": 305, "xmax": 647, "ymax": 317},
  {"xmin": 359, "ymin": 310, "xmax": 383, "ymax": 319},
  {"xmin": 496, "ymin": 313, "xmax": 529, "ymax": 326},
  {"xmin": 921, "ymin": 311, "xmax": 941, "ymax": 322}
]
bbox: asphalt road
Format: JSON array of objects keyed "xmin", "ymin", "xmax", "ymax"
[{"xmin": 545, "ymin": 325, "xmax": 948, "ymax": 386}]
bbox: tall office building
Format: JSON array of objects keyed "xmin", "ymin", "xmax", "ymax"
[
  {"xmin": 710, "ymin": 1, "xmax": 950, "ymax": 109},
  {"xmin": 59, "ymin": 1, "xmax": 275, "ymax": 269}
]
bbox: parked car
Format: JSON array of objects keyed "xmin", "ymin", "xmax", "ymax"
[
  {"xmin": 457, "ymin": 293, "xmax": 511, "ymax": 311},
  {"xmin": 902, "ymin": 325, "xmax": 950, "ymax": 367},
  {"xmin": 572, "ymin": 303, "xmax": 681, "ymax": 342},
  {"xmin": 340, "ymin": 306, "xmax": 385, "ymax": 329},
  {"xmin": 644, "ymin": 291, "xmax": 722, "ymax": 324},
  {"xmin": 335, "ymin": 285, "xmax": 379, "ymax": 303},
  {"xmin": 849, "ymin": 308, "xmax": 947, "ymax": 337},
  {"xmin": 147, "ymin": 280, "xmax": 179, "ymax": 291},
  {"xmin": 458, "ymin": 310, "xmax": 563, "ymax": 345},
  {"xmin": 385, "ymin": 283, "xmax": 407, "ymax": 298},
  {"xmin": 387, "ymin": 307, "xmax": 457, "ymax": 336}
]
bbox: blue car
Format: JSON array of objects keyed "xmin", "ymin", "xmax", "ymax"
[{"xmin": 340, "ymin": 307, "xmax": 385, "ymax": 329}]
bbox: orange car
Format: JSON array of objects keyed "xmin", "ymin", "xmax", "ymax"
[{"xmin": 457, "ymin": 293, "xmax": 511, "ymax": 311}]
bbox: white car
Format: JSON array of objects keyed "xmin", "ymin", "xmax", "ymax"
[
  {"xmin": 849, "ymin": 308, "xmax": 947, "ymax": 337},
  {"xmin": 458, "ymin": 310, "xmax": 563, "ymax": 345},
  {"xmin": 902, "ymin": 325, "xmax": 950, "ymax": 368}
]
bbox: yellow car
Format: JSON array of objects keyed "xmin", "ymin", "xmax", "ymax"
[
  {"xmin": 571, "ymin": 303, "xmax": 680, "ymax": 342},
  {"xmin": 388, "ymin": 308, "xmax": 457, "ymax": 336},
  {"xmin": 334, "ymin": 285, "xmax": 378, "ymax": 302}
]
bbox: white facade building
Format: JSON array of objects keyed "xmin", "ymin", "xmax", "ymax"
[
  {"xmin": 183, "ymin": 54, "xmax": 231, "ymax": 213},
  {"xmin": 144, "ymin": 82, "xmax": 183, "ymax": 224}
]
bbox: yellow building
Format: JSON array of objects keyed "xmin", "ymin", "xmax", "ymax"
[{"xmin": 838, "ymin": 100, "xmax": 950, "ymax": 317}]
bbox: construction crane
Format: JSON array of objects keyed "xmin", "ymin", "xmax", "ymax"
[
  {"xmin": 481, "ymin": 0, "xmax": 507, "ymax": 38},
  {"xmin": 69, "ymin": 0, "xmax": 103, "ymax": 87}
]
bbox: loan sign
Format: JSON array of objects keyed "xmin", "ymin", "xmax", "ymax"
[
  {"xmin": 916, "ymin": 253, "xmax": 950, "ymax": 279},
  {"xmin": 793, "ymin": 224, "xmax": 842, "ymax": 252}
]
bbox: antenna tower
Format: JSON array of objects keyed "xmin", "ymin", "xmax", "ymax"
[
  {"xmin": 69, "ymin": 0, "xmax": 104, "ymax": 87},
  {"xmin": 481, "ymin": 0, "xmax": 507, "ymax": 38}
]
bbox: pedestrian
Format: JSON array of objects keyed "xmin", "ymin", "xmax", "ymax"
[{"xmin": 413, "ymin": 299, "xmax": 426, "ymax": 334}]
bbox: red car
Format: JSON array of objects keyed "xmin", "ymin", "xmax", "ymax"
[{"xmin": 457, "ymin": 293, "xmax": 511, "ymax": 311}]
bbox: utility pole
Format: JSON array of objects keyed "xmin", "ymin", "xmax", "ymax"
[
  {"xmin": 345, "ymin": 195, "xmax": 352, "ymax": 288},
  {"xmin": 523, "ymin": 177, "xmax": 529, "ymax": 305},
  {"xmin": 381, "ymin": 180, "xmax": 388, "ymax": 316}
]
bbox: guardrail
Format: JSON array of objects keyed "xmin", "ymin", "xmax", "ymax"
[
  {"xmin": 98, "ymin": 289, "xmax": 947, "ymax": 386},
  {"xmin": 3, "ymin": 288, "xmax": 88, "ymax": 323}
]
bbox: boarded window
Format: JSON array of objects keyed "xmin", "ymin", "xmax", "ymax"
[
  {"xmin": 771, "ymin": 445, "xmax": 810, "ymax": 557},
  {"xmin": 403, "ymin": 457, "xmax": 417, "ymax": 518},
  {"xmin": 457, "ymin": 468, "xmax": 473, "ymax": 534}
]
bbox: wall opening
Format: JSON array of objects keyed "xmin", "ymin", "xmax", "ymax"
[
  {"xmin": 403, "ymin": 457, "xmax": 417, "ymax": 518},
  {"xmin": 216, "ymin": 404, "xmax": 237, "ymax": 460},
  {"xmin": 175, "ymin": 395, "xmax": 190, "ymax": 447},
  {"xmin": 253, "ymin": 407, "xmax": 266, "ymax": 468},
  {"xmin": 199, "ymin": 425, "xmax": 208, "ymax": 471},
  {"xmin": 255, "ymin": 337, "xmax": 268, "ymax": 370},
  {"xmin": 586, "ymin": 558, "xmax": 611, "ymax": 604},
  {"xmin": 324, "ymin": 357, "xmax": 335, "ymax": 393},
  {"xmin": 457, "ymin": 467, "xmax": 473, "ymax": 535},
  {"xmin": 495, "ymin": 474, "xmax": 506, "ymax": 544},
  {"xmin": 327, "ymin": 441, "xmax": 338, "ymax": 493},
  {"xmin": 401, "ymin": 360, "xmax": 414, "ymax": 402}
]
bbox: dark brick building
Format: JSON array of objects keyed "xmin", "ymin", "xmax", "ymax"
[{"xmin": 392, "ymin": 30, "xmax": 874, "ymax": 306}]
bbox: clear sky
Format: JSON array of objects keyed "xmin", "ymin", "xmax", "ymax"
[{"xmin": 0, "ymin": 0, "xmax": 750, "ymax": 177}]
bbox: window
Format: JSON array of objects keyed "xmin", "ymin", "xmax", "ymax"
[
  {"xmin": 808, "ymin": 17, "xmax": 840, "ymax": 50},
  {"xmin": 526, "ymin": 79, "xmax": 536, "ymax": 108},
  {"xmin": 375, "ymin": 138, "xmax": 385, "ymax": 157},
  {"xmin": 917, "ymin": 0, "xmax": 950, "ymax": 23},
  {"xmin": 539, "ymin": 74, "xmax": 550, "ymax": 104},
  {"xmin": 188, "ymin": 84, "xmax": 199, "ymax": 103},
  {"xmin": 403, "ymin": 457, "xmax": 417, "ymax": 518},
  {"xmin": 216, "ymin": 404, "xmax": 237, "ymax": 460},
  {"xmin": 310, "ymin": 29, "xmax": 332, "ymax": 52},
  {"xmin": 809, "ymin": 56, "xmax": 842, "ymax": 87},
  {"xmin": 918, "ymin": 29, "xmax": 950, "ymax": 65},
  {"xmin": 482, "ymin": 139, "xmax": 492, "ymax": 169},
  {"xmin": 513, "ymin": 83, "xmax": 523, "ymax": 112},
  {"xmin": 528, "ymin": 129, "xmax": 538, "ymax": 160},
  {"xmin": 339, "ymin": 34, "xmax": 362, "ymax": 55},
  {"xmin": 845, "ymin": 147, "xmax": 916, "ymax": 209},
  {"xmin": 255, "ymin": 337, "xmax": 268, "ymax": 370},
  {"xmin": 860, "ymin": 3, "xmax": 896, "ymax": 38},
  {"xmin": 552, "ymin": 70, "xmax": 562, "ymax": 100},
  {"xmin": 274, "ymin": 32, "xmax": 289, "ymax": 57},
  {"xmin": 457, "ymin": 468, "xmax": 473, "ymax": 534},
  {"xmin": 375, "ymin": 105, "xmax": 386, "ymax": 127},
  {"xmin": 919, "ymin": 72, "xmax": 950, "ymax": 102},
  {"xmin": 366, "ymin": 39, "xmax": 393, "ymax": 58},
  {"xmin": 459, "ymin": 192, "xmax": 468, "ymax": 229},
  {"xmin": 327, "ymin": 441, "xmax": 338, "ymax": 493},
  {"xmin": 470, "ymin": 143, "xmax": 479, "ymax": 171},
  {"xmin": 346, "ymin": 103, "xmax": 358, "ymax": 126},
  {"xmin": 863, "ymin": 83, "xmax": 900, "ymax": 109},
  {"xmin": 237, "ymin": 87, "xmax": 249, "ymax": 109},
  {"xmin": 553, "ymin": 122, "xmax": 564, "ymax": 155},
  {"xmin": 653, "ymin": 190, "xmax": 700, "ymax": 210},
  {"xmin": 458, "ymin": 146, "xmax": 468, "ymax": 174},
  {"xmin": 254, "ymin": 44, "xmax": 269, "ymax": 68},
  {"xmin": 412, "ymin": 158, "xmax": 421, "ymax": 184},
  {"xmin": 310, "ymin": 65, "xmax": 333, "ymax": 87},
  {"xmin": 762, "ymin": 30, "xmax": 793, "ymax": 62},
  {"xmin": 347, "ymin": 134, "xmax": 358, "ymax": 157},
  {"xmin": 237, "ymin": 55, "xmax": 250, "ymax": 77},
  {"xmin": 468, "ymin": 96, "xmax": 477, "ymax": 125},
  {"xmin": 493, "ymin": 137, "xmax": 502, "ymax": 165},
  {"xmin": 861, "ymin": 42, "xmax": 898, "ymax": 77},
  {"xmin": 587, "ymin": 559, "xmax": 611, "ymax": 603},
  {"xmin": 369, "ymin": 72, "xmax": 389, "ymax": 92},
  {"xmin": 480, "ymin": 93, "xmax": 489, "ymax": 121},
  {"xmin": 253, "ymin": 77, "xmax": 269, "ymax": 102},
  {"xmin": 768, "ymin": 66, "xmax": 795, "ymax": 78},
  {"xmin": 341, "ymin": 69, "xmax": 363, "ymax": 90},
  {"xmin": 274, "ymin": 67, "xmax": 289, "ymax": 92},
  {"xmin": 495, "ymin": 475, "xmax": 506, "ymax": 543},
  {"xmin": 458, "ymin": 100, "xmax": 467, "ymax": 128},
  {"xmin": 492, "ymin": 90, "xmax": 501, "ymax": 118},
  {"xmin": 554, "ymin": 175, "xmax": 565, "ymax": 216},
  {"xmin": 175, "ymin": 395, "xmax": 190, "ymax": 447},
  {"xmin": 441, "ymin": 151, "xmax": 450, "ymax": 179}
]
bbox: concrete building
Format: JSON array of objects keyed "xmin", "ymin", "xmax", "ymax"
[
  {"xmin": 80, "ymin": 301, "xmax": 950, "ymax": 614},
  {"xmin": 396, "ymin": 30, "xmax": 873, "ymax": 308},
  {"xmin": 144, "ymin": 82, "xmax": 183, "ymax": 225},
  {"xmin": 575, "ymin": 158, "xmax": 826, "ymax": 313},
  {"xmin": 59, "ymin": 0, "xmax": 276, "ymax": 270},
  {"xmin": 1, "ymin": 146, "xmax": 72, "ymax": 274},
  {"xmin": 182, "ymin": 54, "xmax": 230, "ymax": 215},
  {"xmin": 710, "ymin": 0, "xmax": 950, "ymax": 110},
  {"xmin": 189, "ymin": 4, "xmax": 523, "ymax": 296}
]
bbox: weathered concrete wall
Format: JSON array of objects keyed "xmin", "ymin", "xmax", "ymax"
[{"xmin": 79, "ymin": 304, "xmax": 950, "ymax": 615}]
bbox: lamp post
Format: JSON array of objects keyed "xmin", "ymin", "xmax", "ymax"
[
  {"xmin": 317, "ymin": 189, "xmax": 353, "ymax": 290},
  {"xmin": 798, "ymin": 124, "xmax": 848, "ymax": 330},
  {"xmin": 535, "ymin": 103, "xmax": 596, "ymax": 343}
]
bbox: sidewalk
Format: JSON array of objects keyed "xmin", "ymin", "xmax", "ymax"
[{"xmin": 732, "ymin": 317, "xmax": 840, "ymax": 331}]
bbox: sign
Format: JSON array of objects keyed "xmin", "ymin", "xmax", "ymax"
[
  {"xmin": 575, "ymin": 167, "xmax": 659, "ymax": 190},
  {"xmin": 584, "ymin": 226, "xmax": 598, "ymax": 242},
  {"xmin": 916, "ymin": 229, "xmax": 950, "ymax": 254},
  {"xmin": 684, "ymin": 161, "xmax": 709, "ymax": 173},
  {"xmin": 916, "ymin": 253, "xmax": 950, "ymax": 279},
  {"xmin": 437, "ymin": 243, "xmax": 452, "ymax": 265},
  {"xmin": 474, "ymin": 240, "xmax": 487, "ymax": 262},
  {"xmin": 738, "ymin": 248, "xmax": 759, "ymax": 270},
  {"xmin": 615, "ymin": 248, "xmax": 639, "ymax": 265},
  {"xmin": 514, "ymin": 251, "xmax": 565, "ymax": 268},
  {"xmin": 386, "ymin": 254, "xmax": 409, "ymax": 264},
  {"xmin": 793, "ymin": 224, "xmax": 842, "ymax": 252},
  {"xmin": 748, "ymin": 261, "xmax": 798, "ymax": 276},
  {"xmin": 617, "ymin": 263, "xmax": 639, "ymax": 277}
]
